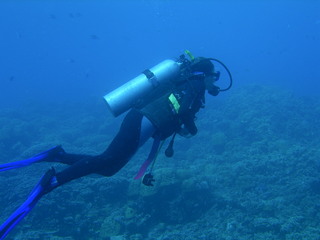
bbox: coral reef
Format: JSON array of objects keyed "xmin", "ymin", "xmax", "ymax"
[{"xmin": 0, "ymin": 85, "xmax": 319, "ymax": 239}]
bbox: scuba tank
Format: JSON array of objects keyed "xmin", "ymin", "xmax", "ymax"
[
  {"xmin": 104, "ymin": 59, "xmax": 181, "ymax": 117},
  {"xmin": 104, "ymin": 51, "xmax": 233, "ymax": 117}
]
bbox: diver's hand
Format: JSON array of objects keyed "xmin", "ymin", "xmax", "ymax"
[{"xmin": 178, "ymin": 126, "xmax": 193, "ymax": 138}]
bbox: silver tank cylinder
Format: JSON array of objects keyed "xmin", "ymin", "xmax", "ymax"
[{"xmin": 104, "ymin": 59, "xmax": 181, "ymax": 117}]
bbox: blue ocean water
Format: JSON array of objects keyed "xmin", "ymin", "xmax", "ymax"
[
  {"xmin": 0, "ymin": 0, "xmax": 319, "ymax": 108},
  {"xmin": 0, "ymin": 1, "xmax": 320, "ymax": 240}
]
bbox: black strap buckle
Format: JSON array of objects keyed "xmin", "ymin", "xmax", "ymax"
[{"xmin": 143, "ymin": 69, "xmax": 158, "ymax": 87}]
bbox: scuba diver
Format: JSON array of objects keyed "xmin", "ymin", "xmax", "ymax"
[{"xmin": 0, "ymin": 51, "xmax": 232, "ymax": 239}]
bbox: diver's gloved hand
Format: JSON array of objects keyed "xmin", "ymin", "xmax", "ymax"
[
  {"xmin": 178, "ymin": 126, "xmax": 192, "ymax": 138},
  {"xmin": 180, "ymin": 112, "xmax": 198, "ymax": 136},
  {"xmin": 208, "ymin": 85, "xmax": 220, "ymax": 96}
]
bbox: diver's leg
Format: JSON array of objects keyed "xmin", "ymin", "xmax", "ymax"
[
  {"xmin": 54, "ymin": 110, "xmax": 157, "ymax": 184},
  {"xmin": 96, "ymin": 115, "xmax": 156, "ymax": 176},
  {"xmin": 0, "ymin": 112, "xmax": 157, "ymax": 239},
  {"xmin": 54, "ymin": 109, "xmax": 147, "ymax": 185},
  {"xmin": 41, "ymin": 113, "xmax": 156, "ymax": 167},
  {"xmin": 138, "ymin": 116, "xmax": 157, "ymax": 147},
  {"xmin": 0, "ymin": 146, "xmax": 65, "ymax": 172},
  {"xmin": 52, "ymin": 153, "xmax": 92, "ymax": 165},
  {"xmin": 0, "ymin": 168, "xmax": 58, "ymax": 240}
]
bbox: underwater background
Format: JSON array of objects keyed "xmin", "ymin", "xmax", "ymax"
[{"xmin": 0, "ymin": 0, "xmax": 320, "ymax": 239}]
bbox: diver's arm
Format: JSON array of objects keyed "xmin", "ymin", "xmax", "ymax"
[
  {"xmin": 177, "ymin": 80, "xmax": 205, "ymax": 137},
  {"xmin": 179, "ymin": 112, "xmax": 198, "ymax": 136}
]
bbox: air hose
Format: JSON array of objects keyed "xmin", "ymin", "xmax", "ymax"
[{"xmin": 209, "ymin": 58, "xmax": 233, "ymax": 91}]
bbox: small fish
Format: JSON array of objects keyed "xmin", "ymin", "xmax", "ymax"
[
  {"xmin": 15, "ymin": 32, "xmax": 21, "ymax": 39},
  {"xmin": 69, "ymin": 12, "xmax": 82, "ymax": 18},
  {"xmin": 91, "ymin": 35, "xmax": 99, "ymax": 40},
  {"xmin": 50, "ymin": 14, "xmax": 56, "ymax": 20},
  {"xmin": 67, "ymin": 59, "xmax": 75, "ymax": 63},
  {"xmin": 85, "ymin": 72, "xmax": 90, "ymax": 79}
]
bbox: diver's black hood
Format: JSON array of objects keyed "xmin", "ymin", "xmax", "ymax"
[{"xmin": 190, "ymin": 57, "xmax": 214, "ymax": 75}]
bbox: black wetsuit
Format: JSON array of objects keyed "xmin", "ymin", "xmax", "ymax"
[
  {"xmin": 54, "ymin": 76, "xmax": 206, "ymax": 186},
  {"xmin": 176, "ymin": 75, "xmax": 206, "ymax": 135}
]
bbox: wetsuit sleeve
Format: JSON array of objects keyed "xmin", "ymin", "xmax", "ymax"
[{"xmin": 178, "ymin": 79, "xmax": 205, "ymax": 136}]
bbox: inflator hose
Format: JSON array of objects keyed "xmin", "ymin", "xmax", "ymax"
[{"xmin": 208, "ymin": 58, "xmax": 233, "ymax": 92}]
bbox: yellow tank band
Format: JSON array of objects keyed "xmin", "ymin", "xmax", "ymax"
[{"xmin": 168, "ymin": 93, "xmax": 180, "ymax": 114}]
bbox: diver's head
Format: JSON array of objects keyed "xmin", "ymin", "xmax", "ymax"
[
  {"xmin": 190, "ymin": 57, "xmax": 214, "ymax": 75},
  {"xmin": 190, "ymin": 57, "xmax": 220, "ymax": 96}
]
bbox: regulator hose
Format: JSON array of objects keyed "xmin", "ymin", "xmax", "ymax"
[{"xmin": 209, "ymin": 58, "xmax": 233, "ymax": 91}]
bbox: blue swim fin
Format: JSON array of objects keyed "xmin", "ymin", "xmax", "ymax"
[
  {"xmin": 0, "ymin": 168, "xmax": 57, "ymax": 240},
  {"xmin": 0, "ymin": 146, "xmax": 64, "ymax": 172}
]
